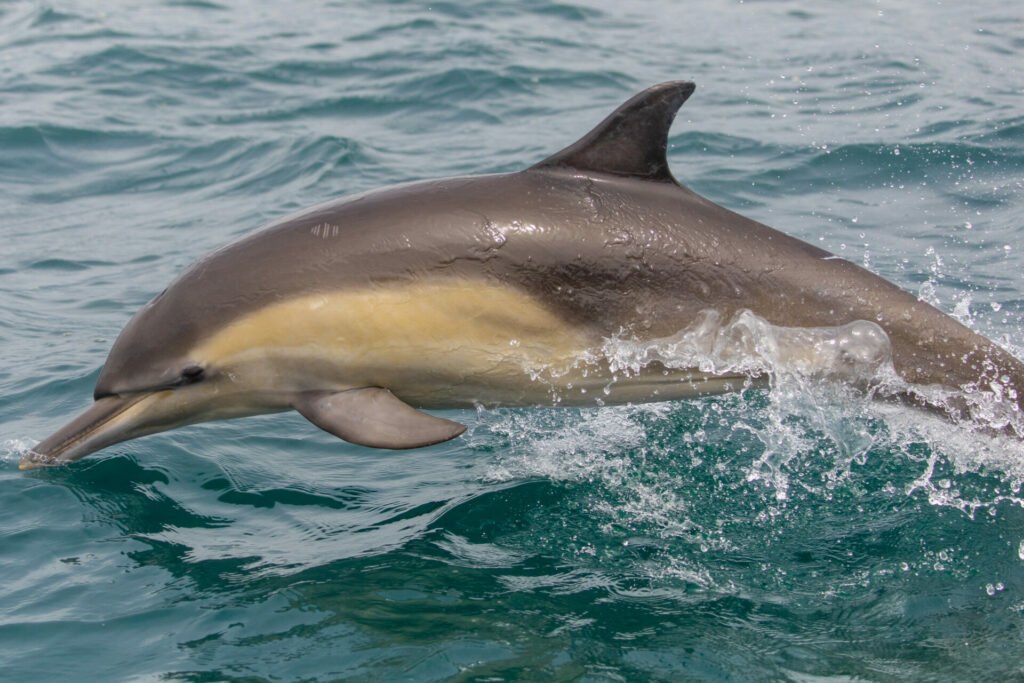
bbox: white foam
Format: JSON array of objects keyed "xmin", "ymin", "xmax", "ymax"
[
  {"xmin": 484, "ymin": 309, "xmax": 1024, "ymax": 547},
  {"xmin": 1, "ymin": 438, "xmax": 34, "ymax": 464}
]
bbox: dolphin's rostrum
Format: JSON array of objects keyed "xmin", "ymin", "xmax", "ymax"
[{"xmin": 22, "ymin": 81, "xmax": 1024, "ymax": 469}]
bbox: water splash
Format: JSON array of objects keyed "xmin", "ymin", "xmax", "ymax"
[
  {"xmin": 0, "ymin": 438, "xmax": 34, "ymax": 464},
  {"xmin": 485, "ymin": 309, "xmax": 1024, "ymax": 548},
  {"xmin": 594, "ymin": 309, "xmax": 895, "ymax": 386}
]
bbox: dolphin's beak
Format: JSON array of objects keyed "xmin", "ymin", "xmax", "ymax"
[{"xmin": 20, "ymin": 395, "xmax": 149, "ymax": 470}]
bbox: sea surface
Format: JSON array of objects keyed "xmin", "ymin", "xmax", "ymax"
[{"xmin": 2, "ymin": 0, "xmax": 1024, "ymax": 680}]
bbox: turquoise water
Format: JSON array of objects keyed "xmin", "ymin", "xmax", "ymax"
[{"xmin": 3, "ymin": 0, "xmax": 1024, "ymax": 679}]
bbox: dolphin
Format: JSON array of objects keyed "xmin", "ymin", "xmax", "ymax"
[{"xmin": 21, "ymin": 81, "xmax": 1024, "ymax": 469}]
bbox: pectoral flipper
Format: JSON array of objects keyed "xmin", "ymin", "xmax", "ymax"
[{"xmin": 293, "ymin": 388, "xmax": 467, "ymax": 450}]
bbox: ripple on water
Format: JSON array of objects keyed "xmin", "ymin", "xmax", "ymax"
[{"xmin": 3, "ymin": 0, "xmax": 1024, "ymax": 679}]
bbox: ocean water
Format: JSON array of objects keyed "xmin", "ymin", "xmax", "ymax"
[{"xmin": 2, "ymin": 0, "xmax": 1024, "ymax": 679}]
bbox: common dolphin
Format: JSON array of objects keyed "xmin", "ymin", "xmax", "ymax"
[{"xmin": 22, "ymin": 81, "xmax": 1024, "ymax": 469}]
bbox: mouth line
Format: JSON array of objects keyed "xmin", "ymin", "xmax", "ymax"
[{"xmin": 21, "ymin": 393, "xmax": 149, "ymax": 469}]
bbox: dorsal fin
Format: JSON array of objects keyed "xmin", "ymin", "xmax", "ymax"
[{"xmin": 530, "ymin": 81, "xmax": 695, "ymax": 183}]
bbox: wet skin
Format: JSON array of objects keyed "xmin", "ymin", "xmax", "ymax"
[{"xmin": 23, "ymin": 81, "xmax": 1024, "ymax": 468}]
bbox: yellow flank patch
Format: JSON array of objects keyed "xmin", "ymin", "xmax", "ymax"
[{"xmin": 190, "ymin": 281, "xmax": 591, "ymax": 382}]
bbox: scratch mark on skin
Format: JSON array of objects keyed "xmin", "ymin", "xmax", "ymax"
[{"xmin": 311, "ymin": 223, "xmax": 341, "ymax": 239}]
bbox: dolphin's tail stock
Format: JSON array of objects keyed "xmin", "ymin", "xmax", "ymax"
[{"xmin": 883, "ymin": 297, "xmax": 1024, "ymax": 435}]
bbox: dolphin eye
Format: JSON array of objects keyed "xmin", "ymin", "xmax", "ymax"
[{"xmin": 181, "ymin": 364, "xmax": 205, "ymax": 383}]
